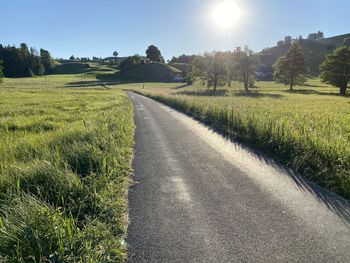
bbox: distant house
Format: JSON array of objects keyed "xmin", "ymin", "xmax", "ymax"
[
  {"xmin": 256, "ymin": 65, "xmax": 274, "ymax": 81},
  {"xmin": 170, "ymin": 72, "xmax": 183, "ymax": 82}
]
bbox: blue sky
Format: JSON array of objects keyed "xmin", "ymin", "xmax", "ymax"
[{"xmin": 1, "ymin": 0, "xmax": 349, "ymax": 60}]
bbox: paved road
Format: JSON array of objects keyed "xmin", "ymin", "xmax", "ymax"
[{"xmin": 126, "ymin": 92, "xmax": 350, "ymax": 263}]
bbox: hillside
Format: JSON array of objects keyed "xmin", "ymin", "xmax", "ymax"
[
  {"xmin": 115, "ymin": 63, "xmax": 183, "ymax": 82},
  {"xmin": 259, "ymin": 33, "xmax": 350, "ymax": 77},
  {"xmin": 52, "ymin": 61, "xmax": 115, "ymax": 74},
  {"xmin": 170, "ymin": 63, "xmax": 190, "ymax": 73}
]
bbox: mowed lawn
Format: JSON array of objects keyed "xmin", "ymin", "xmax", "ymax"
[
  {"xmin": 130, "ymin": 79, "xmax": 350, "ymax": 199},
  {"xmin": 0, "ymin": 75, "xmax": 134, "ymax": 262}
]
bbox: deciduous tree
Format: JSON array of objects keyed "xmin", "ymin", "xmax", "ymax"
[
  {"xmin": 194, "ymin": 51, "xmax": 227, "ymax": 90},
  {"xmin": 113, "ymin": 51, "xmax": 118, "ymax": 62},
  {"xmin": 231, "ymin": 46, "xmax": 258, "ymax": 91},
  {"xmin": 146, "ymin": 45, "xmax": 163, "ymax": 63},
  {"xmin": 119, "ymin": 55, "xmax": 144, "ymax": 71},
  {"xmin": 319, "ymin": 46, "xmax": 350, "ymax": 96}
]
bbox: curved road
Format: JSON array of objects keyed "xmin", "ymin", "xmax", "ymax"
[{"xmin": 126, "ymin": 92, "xmax": 350, "ymax": 263}]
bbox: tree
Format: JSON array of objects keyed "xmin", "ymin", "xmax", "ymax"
[
  {"xmin": 113, "ymin": 51, "xmax": 118, "ymax": 62},
  {"xmin": 319, "ymin": 46, "xmax": 350, "ymax": 96},
  {"xmin": 185, "ymin": 63, "xmax": 196, "ymax": 85},
  {"xmin": 284, "ymin": 36, "xmax": 292, "ymax": 45},
  {"xmin": 146, "ymin": 45, "xmax": 163, "ymax": 63},
  {"xmin": 0, "ymin": 43, "xmax": 48, "ymax": 77},
  {"xmin": 119, "ymin": 55, "xmax": 144, "ymax": 71},
  {"xmin": 0, "ymin": 60, "xmax": 3, "ymax": 83},
  {"xmin": 70, "ymin": 55, "xmax": 75, "ymax": 60},
  {"xmin": 194, "ymin": 51, "xmax": 227, "ymax": 90},
  {"xmin": 170, "ymin": 54, "xmax": 196, "ymax": 64},
  {"xmin": 231, "ymin": 46, "xmax": 258, "ymax": 91},
  {"xmin": 308, "ymin": 31, "xmax": 324, "ymax": 40},
  {"xmin": 317, "ymin": 31, "xmax": 324, "ymax": 39},
  {"xmin": 273, "ymin": 42, "xmax": 308, "ymax": 90},
  {"xmin": 40, "ymin": 48, "xmax": 54, "ymax": 74},
  {"xmin": 30, "ymin": 47, "xmax": 44, "ymax": 76}
]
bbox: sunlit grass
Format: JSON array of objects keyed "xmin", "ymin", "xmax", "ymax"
[
  {"xmin": 0, "ymin": 76, "xmax": 134, "ymax": 262},
  {"xmin": 130, "ymin": 79, "xmax": 350, "ymax": 199}
]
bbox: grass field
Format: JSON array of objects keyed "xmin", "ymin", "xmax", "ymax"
[
  {"xmin": 0, "ymin": 72, "xmax": 348, "ymax": 261},
  {"xmin": 0, "ymin": 75, "xmax": 134, "ymax": 262},
  {"xmin": 129, "ymin": 79, "xmax": 350, "ymax": 199}
]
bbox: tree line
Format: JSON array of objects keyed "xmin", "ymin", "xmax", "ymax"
[
  {"xmin": 0, "ymin": 43, "xmax": 54, "ymax": 77},
  {"xmin": 0, "ymin": 41, "xmax": 348, "ymax": 95},
  {"xmin": 0, "ymin": 61, "xmax": 3, "ymax": 83},
  {"xmin": 118, "ymin": 45, "xmax": 165, "ymax": 71},
  {"xmin": 174, "ymin": 41, "xmax": 349, "ymax": 96},
  {"xmin": 276, "ymin": 31, "xmax": 324, "ymax": 47}
]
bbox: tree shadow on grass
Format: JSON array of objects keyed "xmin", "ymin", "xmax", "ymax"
[
  {"xmin": 65, "ymin": 80, "xmax": 119, "ymax": 88},
  {"xmin": 173, "ymin": 84, "xmax": 191, "ymax": 89},
  {"xmin": 303, "ymin": 83, "xmax": 327, "ymax": 88},
  {"xmin": 233, "ymin": 90, "xmax": 284, "ymax": 99},
  {"xmin": 177, "ymin": 89, "xmax": 229, "ymax": 97},
  {"xmin": 177, "ymin": 89, "xmax": 285, "ymax": 99},
  {"xmin": 65, "ymin": 73, "xmax": 145, "ymax": 88},
  {"xmin": 283, "ymin": 89, "xmax": 346, "ymax": 97},
  {"xmin": 65, "ymin": 73, "xmax": 121, "ymax": 88}
]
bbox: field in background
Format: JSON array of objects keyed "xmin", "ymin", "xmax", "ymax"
[
  {"xmin": 0, "ymin": 76, "xmax": 134, "ymax": 262},
  {"xmin": 129, "ymin": 79, "xmax": 350, "ymax": 199}
]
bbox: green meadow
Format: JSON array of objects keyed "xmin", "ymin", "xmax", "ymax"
[
  {"xmin": 131, "ymin": 79, "xmax": 350, "ymax": 199},
  {"xmin": 0, "ymin": 75, "xmax": 134, "ymax": 262},
  {"xmin": 0, "ymin": 72, "xmax": 349, "ymax": 262}
]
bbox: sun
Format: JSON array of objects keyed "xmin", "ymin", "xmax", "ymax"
[{"xmin": 212, "ymin": 1, "xmax": 241, "ymax": 29}]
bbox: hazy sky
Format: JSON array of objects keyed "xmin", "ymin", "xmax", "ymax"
[{"xmin": 1, "ymin": 0, "xmax": 349, "ymax": 59}]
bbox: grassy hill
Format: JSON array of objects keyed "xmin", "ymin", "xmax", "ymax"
[
  {"xmin": 170, "ymin": 63, "xmax": 190, "ymax": 73},
  {"xmin": 259, "ymin": 33, "xmax": 350, "ymax": 76},
  {"xmin": 52, "ymin": 61, "xmax": 115, "ymax": 75},
  {"xmin": 115, "ymin": 62, "xmax": 183, "ymax": 82}
]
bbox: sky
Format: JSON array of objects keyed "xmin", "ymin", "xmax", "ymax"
[{"xmin": 1, "ymin": 0, "xmax": 349, "ymax": 60}]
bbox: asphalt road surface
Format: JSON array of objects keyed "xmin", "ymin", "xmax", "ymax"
[{"xmin": 126, "ymin": 91, "xmax": 350, "ymax": 263}]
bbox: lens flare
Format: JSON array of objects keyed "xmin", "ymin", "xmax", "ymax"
[{"xmin": 212, "ymin": 1, "xmax": 241, "ymax": 29}]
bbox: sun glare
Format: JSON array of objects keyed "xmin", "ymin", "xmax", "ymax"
[{"xmin": 212, "ymin": 1, "xmax": 241, "ymax": 29}]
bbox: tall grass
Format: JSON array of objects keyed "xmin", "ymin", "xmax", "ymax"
[
  {"xmin": 132, "ymin": 80, "xmax": 350, "ymax": 199},
  {"xmin": 0, "ymin": 75, "xmax": 134, "ymax": 262}
]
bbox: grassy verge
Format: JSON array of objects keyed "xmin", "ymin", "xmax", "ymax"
[
  {"xmin": 130, "ymin": 80, "xmax": 350, "ymax": 199},
  {"xmin": 0, "ymin": 76, "xmax": 134, "ymax": 262}
]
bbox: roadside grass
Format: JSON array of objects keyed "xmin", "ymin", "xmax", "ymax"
[
  {"xmin": 128, "ymin": 79, "xmax": 350, "ymax": 199},
  {"xmin": 0, "ymin": 76, "xmax": 134, "ymax": 262}
]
